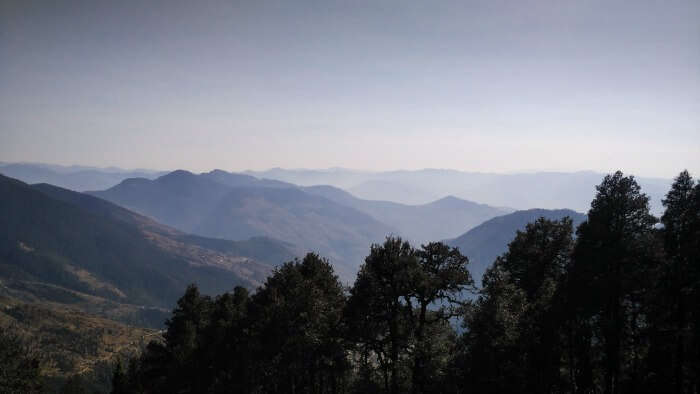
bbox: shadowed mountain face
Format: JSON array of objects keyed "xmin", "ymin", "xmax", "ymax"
[
  {"xmin": 0, "ymin": 162, "xmax": 165, "ymax": 192},
  {"xmin": 91, "ymin": 170, "xmax": 395, "ymax": 279},
  {"xmin": 303, "ymin": 185, "xmax": 510, "ymax": 244},
  {"xmin": 0, "ymin": 174, "xmax": 293, "ymax": 311},
  {"xmin": 89, "ymin": 170, "xmax": 234, "ymax": 232},
  {"xmin": 247, "ymin": 168, "xmax": 671, "ymax": 214},
  {"xmin": 447, "ymin": 209, "xmax": 587, "ymax": 285}
]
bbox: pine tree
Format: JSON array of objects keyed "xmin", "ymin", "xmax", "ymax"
[
  {"xmin": 345, "ymin": 237, "xmax": 417, "ymax": 394},
  {"xmin": 659, "ymin": 170, "xmax": 700, "ymax": 392},
  {"xmin": 570, "ymin": 171, "xmax": 657, "ymax": 394}
]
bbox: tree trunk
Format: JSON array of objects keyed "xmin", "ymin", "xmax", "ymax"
[
  {"xmin": 412, "ymin": 303, "xmax": 428, "ymax": 394},
  {"xmin": 390, "ymin": 307, "xmax": 400, "ymax": 394},
  {"xmin": 674, "ymin": 286, "xmax": 685, "ymax": 394}
]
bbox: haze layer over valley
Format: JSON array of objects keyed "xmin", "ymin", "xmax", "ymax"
[
  {"xmin": 1, "ymin": 162, "xmax": 607, "ymax": 282},
  {"xmin": 1, "ymin": 0, "xmax": 697, "ymax": 390},
  {"xmin": 247, "ymin": 167, "xmax": 672, "ymax": 214}
]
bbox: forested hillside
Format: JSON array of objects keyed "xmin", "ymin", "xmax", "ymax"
[
  {"xmin": 0, "ymin": 174, "xmax": 295, "ymax": 392},
  {"xmin": 103, "ymin": 170, "xmax": 699, "ymax": 394},
  {"xmin": 2, "ymin": 170, "xmax": 697, "ymax": 393},
  {"xmin": 0, "ymin": 174, "xmax": 293, "ymax": 310},
  {"xmin": 448, "ymin": 208, "xmax": 587, "ymax": 284},
  {"xmin": 3, "ymin": 0, "xmax": 695, "ymax": 393}
]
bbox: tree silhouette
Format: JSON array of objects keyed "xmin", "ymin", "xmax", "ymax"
[
  {"xmin": 458, "ymin": 217, "xmax": 574, "ymax": 393},
  {"xmin": 345, "ymin": 237, "xmax": 416, "ymax": 394},
  {"xmin": 410, "ymin": 242, "xmax": 474, "ymax": 394},
  {"xmin": 247, "ymin": 253, "xmax": 349, "ymax": 393},
  {"xmin": 569, "ymin": 171, "xmax": 657, "ymax": 393},
  {"xmin": 658, "ymin": 170, "xmax": 700, "ymax": 393},
  {"xmin": 108, "ymin": 170, "xmax": 700, "ymax": 394}
]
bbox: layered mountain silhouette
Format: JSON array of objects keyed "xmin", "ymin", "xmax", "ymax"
[
  {"xmin": 0, "ymin": 162, "xmax": 165, "ymax": 191},
  {"xmin": 447, "ymin": 209, "xmax": 587, "ymax": 285},
  {"xmin": 0, "ymin": 174, "xmax": 294, "ymax": 313},
  {"xmin": 348, "ymin": 179, "xmax": 442, "ymax": 205},
  {"xmin": 246, "ymin": 168, "xmax": 670, "ymax": 214},
  {"xmin": 200, "ymin": 169, "xmax": 295, "ymax": 189},
  {"xmin": 1, "ymin": 164, "xmax": 671, "ymax": 214},
  {"xmin": 90, "ymin": 170, "xmax": 396, "ymax": 278},
  {"xmin": 303, "ymin": 185, "xmax": 510, "ymax": 243}
]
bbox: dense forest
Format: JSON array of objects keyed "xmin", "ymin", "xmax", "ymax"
[{"xmin": 3, "ymin": 170, "xmax": 699, "ymax": 394}]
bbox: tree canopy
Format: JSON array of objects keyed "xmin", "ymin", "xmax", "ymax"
[{"xmin": 106, "ymin": 170, "xmax": 699, "ymax": 394}]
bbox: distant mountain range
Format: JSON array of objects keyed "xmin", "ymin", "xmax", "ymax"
[
  {"xmin": 0, "ymin": 162, "xmax": 166, "ymax": 192},
  {"xmin": 246, "ymin": 168, "xmax": 671, "ymax": 214},
  {"xmin": 447, "ymin": 208, "xmax": 587, "ymax": 285},
  {"xmin": 0, "ymin": 174, "xmax": 294, "ymax": 316},
  {"xmin": 90, "ymin": 170, "xmax": 395, "ymax": 279},
  {"xmin": 303, "ymin": 185, "xmax": 510, "ymax": 244},
  {"xmin": 2, "ymin": 163, "xmax": 616, "ymax": 284},
  {"xmin": 0, "ymin": 173, "xmax": 300, "ymax": 386},
  {"xmin": 2, "ymin": 163, "xmax": 672, "ymax": 215},
  {"xmin": 0, "ymin": 166, "xmax": 653, "ymax": 389},
  {"xmin": 90, "ymin": 170, "xmax": 514, "ymax": 277},
  {"xmin": 0, "ymin": 168, "xmax": 594, "ymax": 386}
]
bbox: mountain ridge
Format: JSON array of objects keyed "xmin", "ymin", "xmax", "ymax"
[
  {"xmin": 446, "ymin": 208, "xmax": 587, "ymax": 285},
  {"xmin": 247, "ymin": 168, "xmax": 671, "ymax": 213},
  {"xmin": 302, "ymin": 184, "xmax": 510, "ymax": 243},
  {"xmin": 0, "ymin": 174, "xmax": 294, "ymax": 312},
  {"xmin": 90, "ymin": 170, "xmax": 396, "ymax": 279},
  {"xmin": 0, "ymin": 162, "xmax": 165, "ymax": 192}
]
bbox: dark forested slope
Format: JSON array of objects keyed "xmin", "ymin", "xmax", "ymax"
[
  {"xmin": 447, "ymin": 208, "xmax": 587, "ymax": 283},
  {"xmin": 0, "ymin": 175, "xmax": 293, "ymax": 310}
]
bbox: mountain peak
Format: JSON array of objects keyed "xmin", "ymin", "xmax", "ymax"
[
  {"xmin": 429, "ymin": 195, "xmax": 475, "ymax": 208},
  {"xmin": 154, "ymin": 170, "xmax": 204, "ymax": 187},
  {"xmin": 435, "ymin": 195, "xmax": 462, "ymax": 203},
  {"xmin": 159, "ymin": 169, "xmax": 195, "ymax": 180}
]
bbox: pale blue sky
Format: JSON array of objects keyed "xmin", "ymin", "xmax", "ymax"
[{"xmin": 1, "ymin": 0, "xmax": 698, "ymax": 177}]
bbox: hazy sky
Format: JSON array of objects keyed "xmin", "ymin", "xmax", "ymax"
[{"xmin": 1, "ymin": 0, "xmax": 698, "ymax": 177}]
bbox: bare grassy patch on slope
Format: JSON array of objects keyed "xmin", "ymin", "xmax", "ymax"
[{"xmin": 0, "ymin": 295, "xmax": 157, "ymax": 380}]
